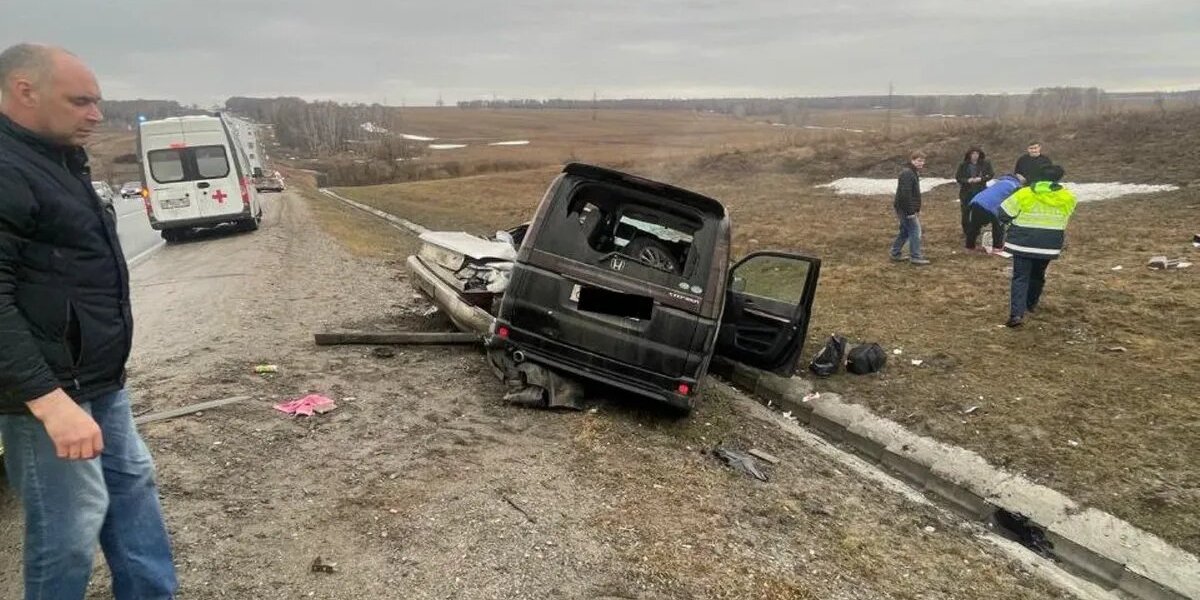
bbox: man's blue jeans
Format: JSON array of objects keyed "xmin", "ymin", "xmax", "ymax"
[
  {"xmin": 890, "ymin": 208, "xmax": 924, "ymax": 260},
  {"xmin": 0, "ymin": 389, "xmax": 176, "ymax": 600}
]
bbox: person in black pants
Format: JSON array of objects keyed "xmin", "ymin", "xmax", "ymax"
[{"xmin": 954, "ymin": 147, "xmax": 999, "ymax": 252}]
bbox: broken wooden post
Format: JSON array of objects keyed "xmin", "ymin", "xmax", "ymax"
[{"xmin": 314, "ymin": 331, "xmax": 481, "ymax": 346}]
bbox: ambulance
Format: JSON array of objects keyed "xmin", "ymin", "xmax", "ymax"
[{"xmin": 137, "ymin": 115, "xmax": 263, "ymax": 242}]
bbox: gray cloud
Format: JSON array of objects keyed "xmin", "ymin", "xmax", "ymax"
[{"xmin": 4, "ymin": 0, "xmax": 1198, "ymax": 105}]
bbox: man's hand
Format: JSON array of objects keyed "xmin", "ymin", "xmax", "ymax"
[{"xmin": 26, "ymin": 389, "xmax": 103, "ymax": 460}]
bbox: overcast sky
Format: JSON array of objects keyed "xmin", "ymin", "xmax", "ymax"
[{"xmin": 5, "ymin": 0, "xmax": 1198, "ymax": 106}]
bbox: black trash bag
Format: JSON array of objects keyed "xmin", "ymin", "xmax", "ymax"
[
  {"xmin": 808, "ymin": 334, "xmax": 848, "ymax": 377},
  {"xmin": 846, "ymin": 343, "xmax": 887, "ymax": 375}
]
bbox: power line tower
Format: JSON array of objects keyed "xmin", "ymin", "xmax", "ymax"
[{"xmin": 885, "ymin": 82, "xmax": 894, "ymax": 140}]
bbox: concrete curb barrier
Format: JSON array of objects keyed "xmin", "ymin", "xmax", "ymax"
[
  {"xmin": 713, "ymin": 357, "xmax": 1200, "ymax": 600},
  {"xmin": 318, "ymin": 188, "xmax": 428, "ymax": 235}
]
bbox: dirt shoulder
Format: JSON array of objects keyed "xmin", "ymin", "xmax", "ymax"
[{"xmin": 2, "ymin": 186, "xmax": 1071, "ymax": 599}]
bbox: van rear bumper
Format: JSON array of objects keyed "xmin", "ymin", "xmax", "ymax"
[
  {"xmin": 495, "ymin": 321, "xmax": 700, "ymax": 410},
  {"xmin": 150, "ymin": 209, "xmax": 252, "ymax": 230}
]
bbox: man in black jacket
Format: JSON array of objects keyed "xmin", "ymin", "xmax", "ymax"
[
  {"xmin": 889, "ymin": 150, "xmax": 929, "ymax": 265},
  {"xmin": 0, "ymin": 44, "xmax": 176, "ymax": 599},
  {"xmin": 1014, "ymin": 142, "xmax": 1052, "ymax": 183}
]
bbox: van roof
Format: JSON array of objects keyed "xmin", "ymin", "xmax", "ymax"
[{"xmin": 140, "ymin": 115, "xmax": 225, "ymax": 136}]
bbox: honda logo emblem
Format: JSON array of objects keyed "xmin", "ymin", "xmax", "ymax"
[{"xmin": 610, "ymin": 257, "xmax": 625, "ymax": 271}]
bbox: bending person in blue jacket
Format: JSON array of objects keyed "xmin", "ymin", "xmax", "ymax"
[{"xmin": 997, "ymin": 164, "xmax": 1077, "ymax": 327}]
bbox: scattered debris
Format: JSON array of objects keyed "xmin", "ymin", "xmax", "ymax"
[
  {"xmin": 782, "ymin": 411, "xmax": 797, "ymax": 422},
  {"xmin": 421, "ymin": 306, "xmax": 440, "ymax": 317},
  {"xmin": 802, "ymin": 392, "xmax": 820, "ymax": 403},
  {"xmin": 500, "ymin": 493, "xmax": 538, "ymax": 523},
  {"xmin": 1148, "ymin": 256, "xmax": 1191, "ymax": 270},
  {"xmin": 924, "ymin": 525, "xmax": 936, "ymax": 534},
  {"xmin": 992, "ymin": 509, "xmax": 1054, "ymax": 557},
  {"xmin": 134, "ymin": 396, "xmax": 252, "ymax": 426},
  {"xmin": 1111, "ymin": 265, "xmax": 1123, "ymax": 271},
  {"xmin": 911, "ymin": 359, "xmax": 924, "ymax": 367},
  {"xmin": 1104, "ymin": 346, "xmax": 1128, "ymax": 353},
  {"xmin": 963, "ymin": 405, "xmax": 979, "ymax": 415},
  {"xmin": 254, "ymin": 364, "xmax": 278, "ymax": 374},
  {"xmin": 371, "ymin": 346, "xmax": 396, "ymax": 359},
  {"xmin": 808, "ymin": 334, "xmax": 848, "ymax": 377},
  {"xmin": 846, "ymin": 343, "xmax": 887, "ymax": 374},
  {"xmin": 310, "ymin": 556, "xmax": 337, "ymax": 574},
  {"xmin": 713, "ymin": 446, "xmax": 768, "ymax": 481},
  {"xmin": 274, "ymin": 394, "xmax": 338, "ymax": 416},
  {"xmin": 892, "ymin": 348, "xmax": 903, "ymax": 355},
  {"xmin": 1067, "ymin": 439, "xmax": 1081, "ymax": 447},
  {"xmin": 748, "ymin": 449, "xmax": 781, "ymax": 465},
  {"xmin": 314, "ymin": 331, "xmax": 480, "ymax": 346}
]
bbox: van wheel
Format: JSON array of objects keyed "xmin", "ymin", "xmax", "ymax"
[
  {"xmin": 241, "ymin": 218, "xmax": 259, "ymax": 232},
  {"xmin": 160, "ymin": 229, "xmax": 180, "ymax": 243}
]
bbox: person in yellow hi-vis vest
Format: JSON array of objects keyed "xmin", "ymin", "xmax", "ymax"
[{"xmin": 998, "ymin": 164, "xmax": 1077, "ymax": 328}]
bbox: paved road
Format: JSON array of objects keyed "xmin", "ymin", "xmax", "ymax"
[{"xmin": 113, "ymin": 196, "xmax": 161, "ymax": 264}]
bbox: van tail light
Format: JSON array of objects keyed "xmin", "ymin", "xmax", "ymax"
[
  {"xmin": 678, "ymin": 383, "xmax": 691, "ymax": 396},
  {"xmin": 141, "ymin": 188, "xmax": 153, "ymax": 216},
  {"xmin": 497, "ymin": 326, "xmax": 510, "ymax": 339},
  {"xmin": 239, "ymin": 177, "xmax": 251, "ymax": 208}
]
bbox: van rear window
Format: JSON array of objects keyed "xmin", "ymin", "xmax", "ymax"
[
  {"xmin": 147, "ymin": 145, "xmax": 232, "ymax": 184},
  {"xmin": 148, "ymin": 149, "xmax": 185, "ymax": 183},
  {"xmin": 195, "ymin": 146, "xmax": 230, "ymax": 179}
]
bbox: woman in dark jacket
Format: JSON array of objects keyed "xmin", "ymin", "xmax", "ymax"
[{"xmin": 955, "ymin": 147, "xmax": 1002, "ymax": 253}]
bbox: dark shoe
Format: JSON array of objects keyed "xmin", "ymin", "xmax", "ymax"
[
  {"xmin": 1005, "ymin": 316, "xmax": 1024, "ymax": 328},
  {"xmin": 890, "ymin": 254, "xmax": 907, "ymax": 262},
  {"xmin": 910, "ymin": 258, "xmax": 931, "ymax": 266},
  {"xmin": 1026, "ymin": 305, "xmax": 1037, "ymax": 314}
]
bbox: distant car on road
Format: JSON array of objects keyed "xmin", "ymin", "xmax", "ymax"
[
  {"xmin": 119, "ymin": 180, "xmax": 143, "ymax": 199},
  {"xmin": 254, "ymin": 170, "xmax": 286, "ymax": 193}
]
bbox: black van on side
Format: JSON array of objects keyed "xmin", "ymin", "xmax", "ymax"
[{"xmin": 488, "ymin": 163, "xmax": 820, "ymax": 412}]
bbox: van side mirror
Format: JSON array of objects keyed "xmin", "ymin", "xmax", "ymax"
[{"xmin": 252, "ymin": 167, "xmax": 263, "ymax": 178}]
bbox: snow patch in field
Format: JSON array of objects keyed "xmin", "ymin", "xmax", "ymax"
[
  {"xmin": 1063, "ymin": 182, "xmax": 1179, "ymax": 202},
  {"xmin": 400, "ymin": 133, "xmax": 436, "ymax": 141},
  {"xmin": 817, "ymin": 177, "xmax": 955, "ymax": 195},
  {"xmin": 816, "ymin": 178, "xmax": 1179, "ymax": 202},
  {"xmin": 428, "ymin": 143, "xmax": 467, "ymax": 150},
  {"xmin": 488, "ymin": 140, "xmax": 530, "ymax": 146}
]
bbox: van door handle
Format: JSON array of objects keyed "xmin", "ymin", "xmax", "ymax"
[{"xmin": 197, "ymin": 182, "xmax": 210, "ymax": 189}]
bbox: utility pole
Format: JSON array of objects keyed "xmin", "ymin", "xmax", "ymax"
[
  {"xmin": 592, "ymin": 90, "xmax": 598, "ymax": 121},
  {"xmin": 885, "ymin": 82, "xmax": 894, "ymax": 140}
]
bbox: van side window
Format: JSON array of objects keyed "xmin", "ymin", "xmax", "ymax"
[
  {"xmin": 148, "ymin": 150, "xmax": 185, "ymax": 183},
  {"xmin": 195, "ymin": 147, "xmax": 231, "ymax": 179}
]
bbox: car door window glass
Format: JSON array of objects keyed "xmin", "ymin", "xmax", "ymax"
[{"xmin": 732, "ymin": 255, "xmax": 811, "ymax": 307}]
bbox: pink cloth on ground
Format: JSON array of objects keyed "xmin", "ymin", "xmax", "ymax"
[{"xmin": 274, "ymin": 394, "xmax": 337, "ymax": 416}]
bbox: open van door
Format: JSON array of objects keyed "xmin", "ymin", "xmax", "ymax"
[{"xmin": 715, "ymin": 252, "xmax": 820, "ymax": 375}]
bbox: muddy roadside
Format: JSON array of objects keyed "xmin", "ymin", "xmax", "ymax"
[{"xmin": 0, "ymin": 188, "xmax": 1072, "ymax": 599}]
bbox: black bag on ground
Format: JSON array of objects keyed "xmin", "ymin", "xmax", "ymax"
[
  {"xmin": 846, "ymin": 343, "xmax": 887, "ymax": 375},
  {"xmin": 808, "ymin": 334, "xmax": 848, "ymax": 377}
]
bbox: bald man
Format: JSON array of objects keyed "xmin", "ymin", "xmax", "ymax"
[{"xmin": 0, "ymin": 44, "xmax": 176, "ymax": 599}]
